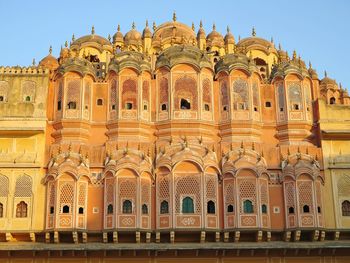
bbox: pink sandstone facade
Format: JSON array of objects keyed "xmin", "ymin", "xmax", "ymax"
[{"xmin": 1, "ymin": 14, "xmax": 350, "ymax": 262}]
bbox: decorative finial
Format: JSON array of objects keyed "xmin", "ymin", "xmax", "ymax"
[
  {"xmin": 238, "ymin": 35, "xmax": 241, "ymax": 41},
  {"xmin": 227, "ymin": 26, "xmax": 230, "ymax": 33},
  {"xmin": 153, "ymin": 22, "xmax": 156, "ymax": 31},
  {"xmin": 271, "ymin": 37, "xmax": 274, "ymax": 43},
  {"xmin": 309, "ymin": 61, "xmax": 312, "ymax": 69},
  {"xmin": 278, "ymin": 43, "xmax": 281, "ymax": 50},
  {"xmin": 32, "ymin": 58, "xmax": 36, "ymax": 66},
  {"xmin": 146, "ymin": 20, "xmax": 149, "ymax": 27},
  {"xmin": 108, "ymin": 34, "xmax": 111, "ymax": 42},
  {"xmin": 132, "ymin": 22, "xmax": 135, "ymax": 29},
  {"xmin": 173, "ymin": 11, "xmax": 177, "ymax": 22},
  {"xmin": 117, "ymin": 24, "xmax": 121, "ymax": 32},
  {"xmin": 200, "ymin": 20, "xmax": 203, "ymax": 28},
  {"xmin": 292, "ymin": 50, "xmax": 297, "ymax": 60},
  {"xmin": 192, "ymin": 22, "xmax": 195, "ymax": 31},
  {"xmin": 252, "ymin": 27, "xmax": 256, "ymax": 37},
  {"xmin": 91, "ymin": 25, "xmax": 95, "ymax": 34},
  {"xmin": 49, "ymin": 45, "xmax": 52, "ymax": 54},
  {"xmin": 324, "ymin": 70, "xmax": 327, "ymax": 78},
  {"xmin": 213, "ymin": 23, "xmax": 216, "ymax": 31},
  {"xmin": 72, "ymin": 34, "xmax": 75, "ymax": 42},
  {"xmin": 65, "ymin": 41, "xmax": 68, "ymax": 48}
]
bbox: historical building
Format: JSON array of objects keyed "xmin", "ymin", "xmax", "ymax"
[{"xmin": 1, "ymin": 13, "xmax": 350, "ymax": 262}]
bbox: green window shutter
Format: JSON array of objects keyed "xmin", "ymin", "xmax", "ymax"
[{"xmin": 182, "ymin": 197, "xmax": 194, "ymax": 213}]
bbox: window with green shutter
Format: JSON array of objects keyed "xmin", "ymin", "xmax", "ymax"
[{"xmin": 182, "ymin": 196, "xmax": 194, "ymax": 213}]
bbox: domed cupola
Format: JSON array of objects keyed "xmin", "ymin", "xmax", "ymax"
[
  {"xmin": 39, "ymin": 46, "xmax": 59, "ymax": 70},
  {"xmin": 206, "ymin": 24, "xmax": 224, "ymax": 49},
  {"xmin": 59, "ymin": 41, "xmax": 70, "ymax": 62},
  {"xmin": 113, "ymin": 24, "xmax": 124, "ymax": 46},
  {"xmin": 142, "ymin": 20, "xmax": 152, "ymax": 39},
  {"xmin": 124, "ymin": 22, "xmax": 142, "ymax": 50},
  {"xmin": 224, "ymin": 26, "xmax": 235, "ymax": 54}
]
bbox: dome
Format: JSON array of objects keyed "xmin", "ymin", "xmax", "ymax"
[
  {"xmin": 152, "ymin": 15, "xmax": 196, "ymax": 48},
  {"xmin": 197, "ymin": 21, "xmax": 206, "ymax": 39},
  {"xmin": 124, "ymin": 23, "xmax": 142, "ymax": 46},
  {"xmin": 39, "ymin": 46, "xmax": 59, "ymax": 70},
  {"xmin": 60, "ymin": 41, "xmax": 70, "ymax": 59},
  {"xmin": 224, "ymin": 26, "xmax": 235, "ymax": 45},
  {"xmin": 142, "ymin": 21, "xmax": 152, "ymax": 38},
  {"xmin": 206, "ymin": 24, "xmax": 224, "ymax": 48},
  {"xmin": 72, "ymin": 34, "xmax": 111, "ymax": 47},
  {"xmin": 113, "ymin": 25, "xmax": 124, "ymax": 43},
  {"xmin": 320, "ymin": 71, "xmax": 337, "ymax": 87}
]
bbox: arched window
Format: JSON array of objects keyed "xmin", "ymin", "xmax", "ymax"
[
  {"xmin": 243, "ymin": 200, "xmax": 253, "ymax": 213},
  {"xmin": 142, "ymin": 204, "xmax": 148, "ymax": 214},
  {"xmin": 78, "ymin": 207, "xmax": 84, "ymax": 214},
  {"xmin": 50, "ymin": 206, "xmax": 54, "ymax": 214},
  {"xmin": 207, "ymin": 201, "xmax": 215, "ymax": 214},
  {"xmin": 288, "ymin": 207, "xmax": 295, "ymax": 214},
  {"xmin": 342, "ymin": 200, "xmax": 350, "ymax": 216},
  {"xmin": 160, "ymin": 200, "xmax": 169, "ymax": 214},
  {"xmin": 227, "ymin": 204, "xmax": 234, "ymax": 213},
  {"xmin": 25, "ymin": 96, "xmax": 31, "ymax": 102},
  {"xmin": 62, "ymin": 205, "xmax": 70, "ymax": 214},
  {"xmin": 16, "ymin": 201, "xmax": 28, "ymax": 218},
  {"xmin": 330, "ymin": 97, "xmax": 336, "ymax": 104},
  {"xmin": 97, "ymin": 98, "xmax": 103, "ymax": 105},
  {"xmin": 122, "ymin": 200, "xmax": 132, "ymax": 214},
  {"xmin": 303, "ymin": 205, "xmax": 310, "ymax": 213},
  {"xmin": 261, "ymin": 204, "xmax": 267, "ymax": 214},
  {"xmin": 182, "ymin": 197, "xmax": 194, "ymax": 213},
  {"xmin": 0, "ymin": 203, "xmax": 3, "ymax": 217},
  {"xmin": 180, "ymin": 98, "xmax": 191, "ymax": 110},
  {"xmin": 107, "ymin": 204, "xmax": 113, "ymax": 214},
  {"xmin": 67, "ymin": 101, "xmax": 76, "ymax": 109}
]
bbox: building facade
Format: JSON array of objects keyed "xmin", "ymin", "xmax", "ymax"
[{"xmin": 1, "ymin": 14, "xmax": 350, "ymax": 262}]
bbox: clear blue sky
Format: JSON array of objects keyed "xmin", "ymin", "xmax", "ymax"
[{"xmin": 0, "ymin": 0, "xmax": 349, "ymax": 87}]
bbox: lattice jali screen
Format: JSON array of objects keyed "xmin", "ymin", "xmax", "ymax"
[
  {"xmin": 260, "ymin": 181, "xmax": 268, "ymax": 205},
  {"xmin": 66, "ymin": 79, "xmax": 81, "ymax": 108},
  {"xmin": 337, "ymin": 175, "xmax": 350, "ymax": 196},
  {"xmin": 59, "ymin": 182, "xmax": 74, "ymax": 213},
  {"xmin": 288, "ymin": 82, "xmax": 302, "ymax": 110},
  {"xmin": 14, "ymin": 175, "xmax": 32, "ymax": 197},
  {"xmin": 238, "ymin": 180, "xmax": 256, "ymax": 213},
  {"xmin": 202, "ymin": 78, "xmax": 211, "ymax": 104},
  {"xmin": 297, "ymin": 181, "xmax": 314, "ymax": 213},
  {"xmin": 48, "ymin": 181, "xmax": 56, "ymax": 207},
  {"xmin": 142, "ymin": 81, "xmax": 149, "ymax": 102},
  {"xmin": 220, "ymin": 81, "xmax": 229, "ymax": 106},
  {"xmin": 284, "ymin": 181, "xmax": 296, "ymax": 209},
  {"xmin": 0, "ymin": 175, "xmax": 9, "ymax": 197},
  {"xmin": 233, "ymin": 78, "xmax": 249, "ymax": 110},
  {"xmin": 78, "ymin": 183, "xmax": 86, "ymax": 207},
  {"xmin": 22, "ymin": 80, "xmax": 36, "ymax": 101},
  {"xmin": 174, "ymin": 76, "xmax": 198, "ymax": 110},
  {"xmin": 315, "ymin": 181, "xmax": 322, "ymax": 210},
  {"xmin": 122, "ymin": 79, "xmax": 137, "ymax": 108},
  {"xmin": 175, "ymin": 174, "xmax": 201, "ymax": 213},
  {"xmin": 159, "ymin": 77, "xmax": 169, "ymax": 105},
  {"xmin": 158, "ymin": 175, "xmax": 170, "ymax": 199},
  {"xmin": 0, "ymin": 81, "xmax": 9, "ymax": 100},
  {"xmin": 84, "ymin": 81, "xmax": 91, "ymax": 108},
  {"xmin": 277, "ymin": 82, "xmax": 285, "ymax": 110},
  {"xmin": 141, "ymin": 178, "xmax": 151, "ymax": 206},
  {"xmin": 206, "ymin": 174, "xmax": 216, "ymax": 200},
  {"xmin": 118, "ymin": 178, "xmax": 137, "ymax": 213},
  {"xmin": 109, "ymin": 79, "xmax": 118, "ymax": 110},
  {"xmin": 224, "ymin": 179, "xmax": 235, "ymax": 209},
  {"xmin": 252, "ymin": 81, "xmax": 259, "ymax": 109},
  {"xmin": 105, "ymin": 179, "xmax": 114, "ymax": 204}
]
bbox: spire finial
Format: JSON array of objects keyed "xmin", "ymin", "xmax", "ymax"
[
  {"xmin": 213, "ymin": 23, "xmax": 216, "ymax": 31},
  {"xmin": 132, "ymin": 21, "xmax": 135, "ymax": 29},
  {"xmin": 309, "ymin": 61, "xmax": 312, "ymax": 69},
  {"xmin": 72, "ymin": 33, "xmax": 75, "ymax": 42},
  {"xmin": 278, "ymin": 43, "xmax": 281, "ymax": 50},
  {"xmin": 227, "ymin": 26, "xmax": 230, "ymax": 33},
  {"xmin": 324, "ymin": 70, "xmax": 327, "ymax": 78},
  {"xmin": 32, "ymin": 58, "xmax": 36, "ymax": 66},
  {"xmin": 108, "ymin": 34, "xmax": 111, "ymax": 42},
  {"xmin": 173, "ymin": 11, "xmax": 177, "ymax": 22},
  {"xmin": 65, "ymin": 40, "xmax": 68, "ymax": 48},
  {"xmin": 200, "ymin": 20, "xmax": 203, "ymax": 28},
  {"xmin": 292, "ymin": 50, "xmax": 297, "ymax": 60},
  {"xmin": 192, "ymin": 22, "xmax": 195, "ymax": 31},
  {"xmin": 238, "ymin": 35, "xmax": 241, "ymax": 41},
  {"xmin": 117, "ymin": 24, "xmax": 121, "ymax": 32},
  {"xmin": 153, "ymin": 22, "xmax": 156, "ymax": 31},
  {"xmin": 146, "ymin": 20, "xmax": 149, "ymax": 27},
  {"xmin": 271, "ymin": 37, "xmax": 274, "ymax": 43},
  {"xmin": 252, "ymin": 27, "xmax": 256, "ymax": 36},
  {"xmin": 49, "ymin": 45, "xmax": 52, "ymax": 54},
  {"xmin": 91, "ymin": 25, "xmax": 95, "ymax": 34}
]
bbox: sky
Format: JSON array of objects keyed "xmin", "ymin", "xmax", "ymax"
[{"xmin": 0, "ymin": 0, "xmax": 349, "ymax": 87}]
